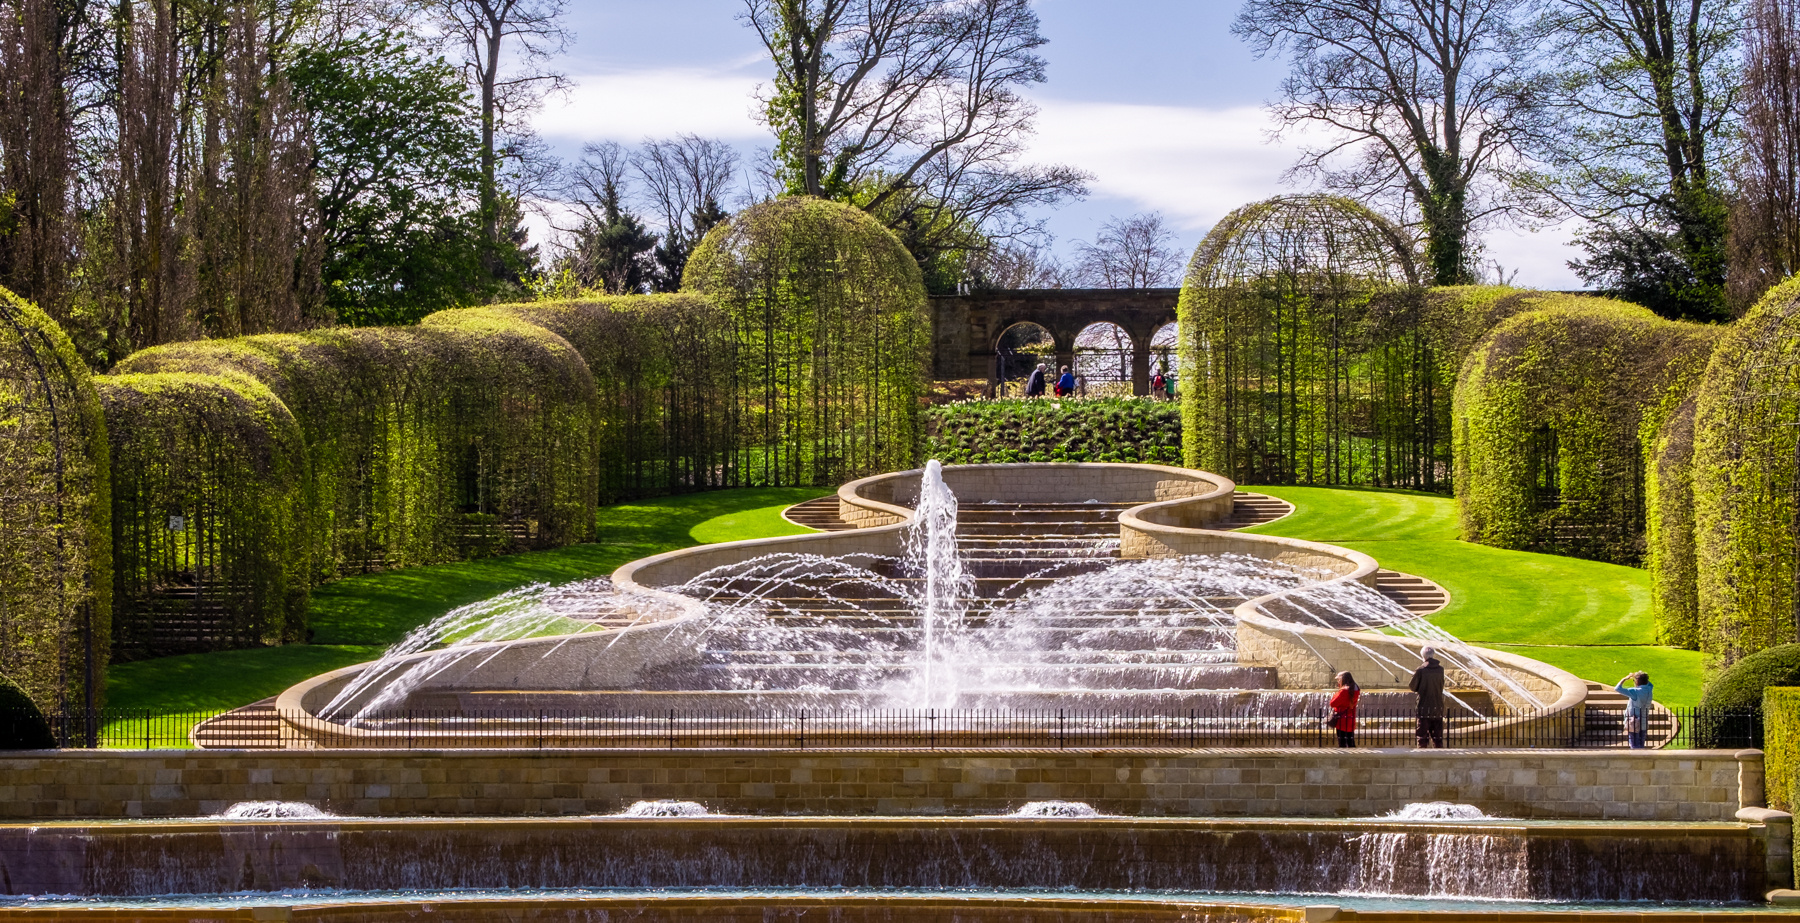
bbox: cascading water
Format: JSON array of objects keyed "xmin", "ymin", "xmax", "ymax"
[
  {"xmin": 212, "ymin": 801, "xmax": 334, "ymax": 819},
  {"xmin": 616, "ymin": 800, "xmax": 713, "ymax": 817},
  {"xmin": 1008, "ymin": 801, "xmax": 1103, "ymax": 817},
  {"xmin": 904, "ymin": 460, "xmax": 973, "ymax": 706}
]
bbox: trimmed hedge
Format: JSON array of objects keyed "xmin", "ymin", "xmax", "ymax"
[
  {"xmin": 1765, "ymin": 686, "xmax": 1800, "ymax": 812},
  {"xmin": 475, "ymin": 295, "xmax": 735, "ymax": 503},
  {"xmin": 0, "ymin": 287, "xmax": 111, "ymax": 712},
  {"xmin": 1453, "ymin": 295, "xmax": 1721, "ymax": 566},
  {"xmin": 925, "ymin": 399, "xmax": 1181, "ymax": 465},
  {"xmin": 1644, "ymin": 392, "xmax": 1702, "ymax": 648},
  {"xmin": 0, "ymin": 672, "xmax": 56, "ymax": 750},
  {"xmin": 1693, "ymin": 279, "xmax": 1800, "ymax": 664},
  {"xmin": 1179, "ymin": 195, "xmax": 1428, "ymax": 488},
  {"xmin": 685, "ymin": 197, "xmax": 931, "ymax": 487},
  {"xmin": 1694, "ymin": 643, "xmax": 1800, "ymax": 749}
]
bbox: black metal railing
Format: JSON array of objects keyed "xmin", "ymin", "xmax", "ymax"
[{"xmin": 2, "ymin": 705, "xmax": 1764, "ymax": 751}]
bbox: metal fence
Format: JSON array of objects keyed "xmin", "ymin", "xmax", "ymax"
[{"xmin": 5, "ymin": 705, "xmax": 1765, "ymax": 751}]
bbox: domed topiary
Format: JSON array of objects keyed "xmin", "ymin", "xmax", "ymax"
[
  {"xmin": 684, "ymin": 196, "xmax": 930, "ymax": 487},
  {"xmin": 0, "ymin": 673, "xmax": 57, "ymax": 750},
  {"xmin": 1177, "ymin": 195, "xmax": 1425, "ymax": 487},
  {"xmin": 1693, "ymin": 643, "xmax": 1800, "ymax": 749}
]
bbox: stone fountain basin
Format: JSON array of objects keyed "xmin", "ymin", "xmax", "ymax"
[{"xmin": 0, "ymin": 816, "xmax": 1769, "ymax": 903}]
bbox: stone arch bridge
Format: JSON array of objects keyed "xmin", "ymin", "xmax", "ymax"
[{"xmin": 928, "ymin": 289, "xmax": 1179, "ymax": 396}]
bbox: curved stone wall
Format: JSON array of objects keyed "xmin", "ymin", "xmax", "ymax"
[{"xmin": 277, "ymin": 462, "xmax": 1588, "ymax": 747}]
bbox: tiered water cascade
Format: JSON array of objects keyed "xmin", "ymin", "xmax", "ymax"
[
  {"xmin": 282, "ymin": 462, "xmax": 1583, "ymax": 746},
  {"xmin": 0, "ymin": 465, "xmax": 1784, "ymax": 918}
]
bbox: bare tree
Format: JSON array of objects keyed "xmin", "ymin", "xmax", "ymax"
[
  {"xmin": 426, "ymin": 0, "xmax": 570, "ymax": 252},
  {"xmin": 1734, "ymin": 0, "xmax": 1800, "ymax": 311},
  {"xmin": 742, "ymin": 0, "xmax": 1087, "ymax": 267},
  {"xmin": 1234, "ymin": 0, "xmax": 1539, "ymax": 286},
  {"xmin": 634, "ymin": 134, "xmax": 738, "ymax": 288},
  {"xmin": 554, "ymin": 141, "xmax": 657, "ymax": 294},
  {"xmin": 966, "ymin": 238, "xmax": 1068, "ymax": 290},
  {"xmin": 1072, "ymin": 214, "xmax": 1183, "ymax": 289}
]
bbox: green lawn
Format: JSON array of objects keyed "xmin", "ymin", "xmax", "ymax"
[
  {"xmin": 105, "ymin": 487, "xmax": 830, "ymax": 717},
  {"xmin": 1242, "ymin": 486, "xmax": 1706, "ymax": 707}
]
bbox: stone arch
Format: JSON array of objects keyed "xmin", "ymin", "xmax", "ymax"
[
  {"xmin": 994, "ymin": 321, "xmax": 1057, "ymax": 396},
  {"xmin": 1074, "ymin": 322, "xmax": 1134, "ymax": 396}
]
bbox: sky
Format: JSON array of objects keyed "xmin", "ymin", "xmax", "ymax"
[{"xmin": 530, "ymin": 0, "xmax": 1583, "ymax": 288}]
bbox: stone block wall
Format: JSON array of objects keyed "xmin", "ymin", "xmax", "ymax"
[{"xmin": 0, "ymin": 748, "xmax": 1760, "ymax": 822}]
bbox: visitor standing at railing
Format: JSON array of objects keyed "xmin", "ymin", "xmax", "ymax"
[
  {"xmin": 1410, "ymin": 647, "xmax": 1446, "ymax": 748},
  {"xmin": 1330, "ymin": 671, "xmax": 1360, "ymax": 748},
  {"xmin": 1616, "ymin": 672, "xmax": 1653, "ymax": 748}
]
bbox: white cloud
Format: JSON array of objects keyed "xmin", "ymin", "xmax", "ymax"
[
  {"xmin": 535, "ymin": 69, "xmax": 767, "ymax": 143},
  {"xmin": 1027, "ymin": 97, "xmax": 1583, "ymax": 288}
]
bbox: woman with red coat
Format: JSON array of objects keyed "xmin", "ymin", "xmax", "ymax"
[{"xmin": 1329, "ymin": 671, "xmax": 1360, "ymax": 748}]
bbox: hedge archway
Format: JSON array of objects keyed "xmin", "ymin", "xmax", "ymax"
[
  {"xmin": 1693, "ymin": 278, "xmax": 1800, "ymax": 664},
  {"xmin": 1454, "ymin": 294, "xmax": 1721, "ymax": 567},
  {"xmin": 1177, "ymin": 195, "xmax": 1429, "ymax": 487},
  {"xmin": 475, "ymin": 295, "xmax": 735, "ymax": 503},
  {"xmin": 97, "ymin": 372, "xmax": 308, "ymax": 658},
  {"xmin": 0, "ymin": 287, "xmax": 109, "ymax": 714},
  {"xmin": 684, "ymin": 196, "xmax": 930, "ymax": 487}
]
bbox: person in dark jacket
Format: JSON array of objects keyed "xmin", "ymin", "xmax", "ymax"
[
  {"xmin": 1410, "ymin": 646, "xmax": 1446, "ymax": 748},
  {"xmin": 1025, "ymin": 364, "xmax": 1047, "ymax": 398}
]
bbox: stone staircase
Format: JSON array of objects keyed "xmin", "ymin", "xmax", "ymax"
[
  {"xmin": 1216, "ymin": 492, "xmax": 1293, "ymax": 529},
  {"xmin": 192, "ymin": 697, "xmax": 283, "ymax": 750},
  {"xmin": 781, "ymin": 496, "xmax": 857, "ymax": 531},
  {"xmin": 1575, "ymin": 682, "xmax": 1677, "ymax": 748},
  {"xmin": 1372, "ymin": 570, "xmax": 1450, "ymax": 617}
]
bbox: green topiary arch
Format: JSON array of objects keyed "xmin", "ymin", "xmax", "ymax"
[
  {"xmin": 0, "ymin": 287, "xmax": 110, "ymax": 717},
  {"xmin": 684, "ymin": 196, "xmax": 930, "ymax": 487},
  {"xmin": 1453, "ymin": 295, "xmax": 1721, "ymax": 567},
  {"xmin": 1692, "ymin": 278, "xmax": 1800, "ymax": 665},
  {"xmin": 1177, "ymin": 195, "xmax": 1430, "ymax": 487}
]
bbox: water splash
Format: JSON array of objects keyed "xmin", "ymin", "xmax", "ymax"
[
  {"xmin": 907, "ymin": 459, "xmax": 972, "ymax": 706},
  {"xmin": 213, "ymin": 802, "xmax": 334, "ymax": 819},
  {"xmin": 323, "ymin": 578, "xmax": 679, "ymax": 723},
  {"xmin": 1008, "ymin": 801, "xmax": 1102, "ymax": 817},
  {"xmin": 616, "ymin": 800, "xmax": 712, "ymax": 817},
  {"xmin": 1385, "ymin": 802, "xmax": 1490, "ymax": 821}
]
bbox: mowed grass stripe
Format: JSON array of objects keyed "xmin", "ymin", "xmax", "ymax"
[{"xmin": 1242, "ymin": 485, "xmax": 1704, "ymax": 707}]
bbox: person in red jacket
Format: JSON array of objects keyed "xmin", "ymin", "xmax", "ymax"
[{"xmin": 1330, "ymin": 671, "xmax": 1361, "ymax": 748}]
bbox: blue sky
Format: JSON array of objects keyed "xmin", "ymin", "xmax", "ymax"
[{"xmin": 533, "ymin": 0, "xmax": 1581, "ymax": 287}]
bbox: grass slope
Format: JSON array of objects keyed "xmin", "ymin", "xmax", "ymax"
[
  {"xmin": 106, "ymin": 487, "xmax": 830, "ymax": 717},
  {"xmin": 1242, "ymin": 486, "xmax": 1705, "ymax": 707}
]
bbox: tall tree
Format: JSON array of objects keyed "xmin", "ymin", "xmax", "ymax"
[
  {"xmin": 1731, "ymin": 0, "xmax": 1800, "ymax": 311},
  {"xmin": 1072, "ymin": 213, "xmax": 1183, "ymax": 288},
  {"xmin": 289, "ymin": 32, "xmax": 489, "ymax": 325},
  {"xmin": 1234, "ymin": 0, "xmax": 1539, "ymax": 286},
  {"xmin": 1525, "ymin": 0, "xmax": 1741, "ymax": 321},
  {"xmin": 634, "ymin": 134, "xmax": 737, "ymax": 291},
  {"xmin": 742, "ymin": 0, "xmax": 1086, "ymax": 284},
  {"xmin": 426, "ymin": 0, "xmax": 568, "ymax": 267},
  {"xmin": 556, "ymin": 141, "xmax": 656, "ymax": 294}
]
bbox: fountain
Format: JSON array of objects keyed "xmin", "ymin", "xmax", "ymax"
[{"xmin": 0, "ymin": 464, "xmax": 1778, "ymax": 918}]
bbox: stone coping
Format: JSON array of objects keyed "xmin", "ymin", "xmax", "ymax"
[
  {"xmin": 5, "ymin": 899, "xmax": 1800, "ymax": 923},
  {"xmin": 0, "ymin": 747, "xmax": 1765, "ymax": 822}
]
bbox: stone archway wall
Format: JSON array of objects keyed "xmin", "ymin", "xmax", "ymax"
[{"xmin": 930, "ymin": 289, "xmax": 1178, "ymax": 395}]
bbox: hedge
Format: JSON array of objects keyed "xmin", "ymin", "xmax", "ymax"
[
  {"xmin": 0, "ymin": 672, "xmax": 56, "ymax": 750},
  {"xmin": 1644, "ymin": 392, "xmax": 1701, "ymax": 648},
  {"xmin": 473, "ymin": 295, "xmax": 735, "ymax": 503},
  {"xmin": 1693, "ymin": 279, "xmax": 1800, "ymax": 664},
  {"xmin": 0, "ymin": 287, "xmax": 111, "ymax": 712},
  {"xmin": 1765, "ymin": 686, "xmax": 1800, "ymax": 812},
  {"xmin": 1695, "ymin": 643, "xmax": 1800, "ymax": 749},
  {"xmin": 96, "ymin": 372, "xmax": 310, "ymax": 658},
  {"xmin": 924, "ymin": 399, "xmax": 1181, "ymax": 465},
  {"xmin": 1453, "ymin": 295, "xmax": 1721, "ymax": 566},
  {"xmin": 1179, "ymin": 195, "xmax": 1444, "ymax": 489},
  {"xmin": 685, "ymin": 197, "xmax": 930, "ymax": 487}
]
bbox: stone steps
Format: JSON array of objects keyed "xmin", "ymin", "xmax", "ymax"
[
  {"xmin": 192, "ymin": 698, "xmax": 283, "ymax": 750},
  {"xmin": 781, "ymin": 496, "xmax": 857, "ymax": 532}
]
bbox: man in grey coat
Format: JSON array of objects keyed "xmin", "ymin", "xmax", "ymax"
[{"xmin": 1410, "ymin": 646, "xmax": 1446, "ymax": 748}]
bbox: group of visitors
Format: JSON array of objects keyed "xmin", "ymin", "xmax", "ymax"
[
  {"xmin": 1023, "ymin": 363, "xmax": 1077, "ymax": 398},
  {"xmin": 1326, "ymin": 650, "xmax": 1656, "ymax": 749}
]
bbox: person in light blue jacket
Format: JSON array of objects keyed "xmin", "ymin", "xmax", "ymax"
[{"xmin": 1616, "ymin": 671, "xmax": 1654, "ymax": 748}]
